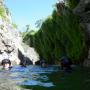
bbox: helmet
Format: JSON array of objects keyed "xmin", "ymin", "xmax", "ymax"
[{"xmin": 1, "ymin": 59, "xmax": 11, "ymax": 65}]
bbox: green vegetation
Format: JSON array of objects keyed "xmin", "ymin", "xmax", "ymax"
[
  {"xmin": 22, "ymin": 25, "xmax": 36, "ymax": 46},
  {"xmin": 65, "ymin": 0, "xmax": 80, "ymax": 9},
  {"xmin": 0, "ymin": 3, "xmax": 10, "ymax": 22},
  {"xmin": 0, "ymin": 6, "xmax": 5, "ymax": 18},
  {"xmin": 12, "ymin": 23, "xmax": 18, "ymax": 29},
  {"xmin": 22, "ymin": 2, "xmax": 86, "ymax": 64}
]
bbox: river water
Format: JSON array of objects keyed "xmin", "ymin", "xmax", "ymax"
[
  {"xmin": 0, "ymin": 65, "xmax": 89, "ymax": 90},
  {"xmin": 0, "ymin": 65, "xmax": 62, "ymax": 90}
]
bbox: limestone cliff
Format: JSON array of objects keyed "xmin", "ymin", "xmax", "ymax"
[{"xmin": 0, "ymin": 0, "xmax": 39, "ymax": 66}]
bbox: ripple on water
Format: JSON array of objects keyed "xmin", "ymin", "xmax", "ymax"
[
  {"xmin": 19, "ymin": 80, "xmax": 55, "ymax": 87},
  {"xmin": 0, "ymin": 65, "xmax": 60, "ymax": 89}
]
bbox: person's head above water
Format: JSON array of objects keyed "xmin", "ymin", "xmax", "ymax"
[{"xmin": 1, "ymin": 59, "xmax": 11, "ymax": 69}]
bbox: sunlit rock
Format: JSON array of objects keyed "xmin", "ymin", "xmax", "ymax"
[{"xmin": 0, "ymin": 0, "xmax": 39, "ymax": 66}]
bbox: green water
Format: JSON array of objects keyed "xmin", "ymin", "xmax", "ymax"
[{"xmin": 0, "ymin": 65, "xmax": 90, "ymax": 90}]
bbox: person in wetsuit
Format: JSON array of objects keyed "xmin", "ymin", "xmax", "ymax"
[
  {"xmin": 40, "ymin": 59, "xmax": 48, "ymax": 68},
  {"xmin": 60, "ymin": 56, "xmax": 72, "ymax": 71}
]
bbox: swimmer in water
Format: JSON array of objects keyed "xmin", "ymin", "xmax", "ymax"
[{"xmin": 1, "ymin": 59, "xmax": 12, "ymax": 70}]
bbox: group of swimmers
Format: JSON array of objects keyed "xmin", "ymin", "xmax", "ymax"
[{"xmin": 0, "ymin": 56, "xmax": 72, "ymax": 71}]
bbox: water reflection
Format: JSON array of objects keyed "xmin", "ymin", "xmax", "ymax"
[{"xmin": 0, "ymin": 65, "xmax": 61, "ymax": 89}]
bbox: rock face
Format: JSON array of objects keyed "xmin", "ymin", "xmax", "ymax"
[
  {"xmin": 0, "ymin": 0, "xmax": 39, "ymax": 66},
  {"xmin": 22, "ymin": 44, "xmax": 39, "ymax": 65},
  {"xmin": 74, "ymin": 0, "xmax": 90, "ymax": 67}
]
